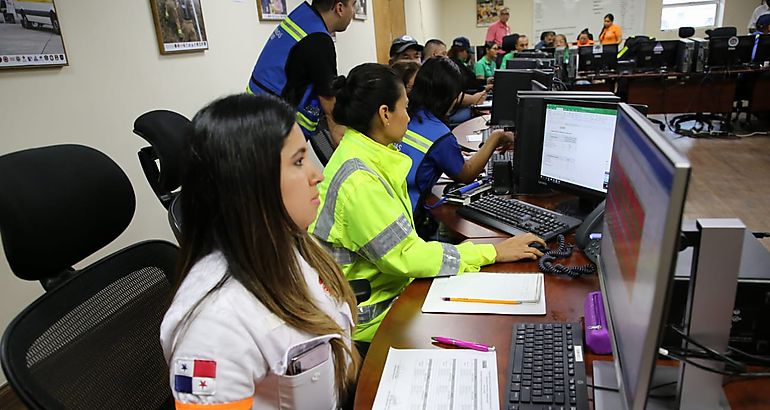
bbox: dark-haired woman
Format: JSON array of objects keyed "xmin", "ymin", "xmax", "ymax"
[
  {"xmin": 160, "ymin": 93, "xmax": 359, "ymax": 408},
  {"xmin": 401, "ymin": 57, "xmax": 513, "ymax": 234},
  {"xmin": 599, "ymin": 13, "xmax": 622, "ymax": 45},
  {"xmin": 309, "ymin": 63, "xmax": 546, "ymax": 345}
]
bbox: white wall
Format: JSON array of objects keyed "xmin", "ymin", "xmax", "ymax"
[{"xmin": 0, "ymin": 0, "xmax": 375, "ymax": 386}]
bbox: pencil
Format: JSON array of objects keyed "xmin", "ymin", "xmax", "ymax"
[{"xmin": 441, "ymin": 297, "xmax": 523, "ymax": 305}]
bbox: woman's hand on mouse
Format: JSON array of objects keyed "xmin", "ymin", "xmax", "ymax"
[{"xmin": 493, "ymin": 233, "xmax": 547, "ymax": 262}]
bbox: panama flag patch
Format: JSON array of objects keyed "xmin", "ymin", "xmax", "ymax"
[{"xmin": 174, "ymin": 358, "xmax": 217, "ymax": 396}]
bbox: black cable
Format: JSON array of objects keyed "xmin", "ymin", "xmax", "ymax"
[
  {"xmin": 538, "ymin": 234, "xmax": 596, "ymax": 278},
  {"xmin": 668, "ymin": 325, "xmax": 746, "ymax": 372}
]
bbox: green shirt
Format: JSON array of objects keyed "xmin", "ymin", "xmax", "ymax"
[
  {"xmin": 500, "ymin": 52, "xmax": 516, "ymax": 69},
  {"xmin": 474, "ymin": 57, "xmax": 497, "ymax": 79}
]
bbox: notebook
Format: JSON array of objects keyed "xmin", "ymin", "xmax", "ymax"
[{"xmin": 421, "ymin": 272, "xmax": 546, "ymax": 315}]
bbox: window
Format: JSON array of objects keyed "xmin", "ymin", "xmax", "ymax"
[{"xmin": 660, "ymin": 0, "xmax": 725, "ymax": 31}]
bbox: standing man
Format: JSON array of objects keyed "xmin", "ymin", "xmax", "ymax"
[
  {"xmin": 247, "ymin": 0, "xmax": 356, "ymax": 144},
  {"xmin": 749, "ymin": 0, "xmax": 769, "ymax": 32},
  {"xmin": 485, "ymin": 7, "xmax": 510, "ymax": 54}
]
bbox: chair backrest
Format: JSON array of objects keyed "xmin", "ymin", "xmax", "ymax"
[
  {"xmin": 133, "ymin": 110, "xmax": 191, "ymax": 209},
  {"xmin": 168, "ymin": 192, "xmax": 183, "ymax": 242},
  {"xmin": 706, "ymin": 26, "xmax": 737, "ymax": 38},
  {"xmin": 0, "ymin": 144, "xmax": 178, "ymax": 409},
  {"xmin": 309, "ymin": 128, "xmax": 336, "ymax": 166}
]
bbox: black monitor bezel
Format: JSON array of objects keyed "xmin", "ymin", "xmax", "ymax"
[
  {"xmin": 577, "ymin": 44, "xmax": 619, "ymax": 73},
  {"xmin": 538, "ymin": 98, "xmax": 620, "ymax": 200},
  {"xmin": 707, "ymin": 35, "xmax": 756, "ymax": 68},
  {"xmin": 634, "ymin": 40, "xmax": 680, "ymax": 71}
]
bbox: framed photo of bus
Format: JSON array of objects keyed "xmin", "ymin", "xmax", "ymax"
[
  {"xmin": 149, "ymin": 0, "xmax": 208, "ymax": 55},
  {"xmin": 257, "ymin": 0, "xmax": 287, "ymax": 21},
  {"xmin": 0, "ymin": 0, "xmax": 68, "ymax": 69}
]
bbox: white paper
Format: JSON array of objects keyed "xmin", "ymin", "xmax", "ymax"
[
  {"xmin": 422, "ymin": 273, "xmax": 547, "ymax": 315},
  {"xmin": 372, "ymin": 348, "xmax": 499, "ymax": 410},
  {"xmin": 466, "ymin": 134, "xmax": 483, "ymax": 142}
]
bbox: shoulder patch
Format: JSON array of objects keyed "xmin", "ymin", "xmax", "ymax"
[{"xmin": 174, "ymin": 358, "xmax": 217, "ymax": 396}]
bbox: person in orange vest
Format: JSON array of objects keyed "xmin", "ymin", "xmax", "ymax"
[{"xmin": 599, "ymin": 13, "xmax": 623, "ymax": 45}]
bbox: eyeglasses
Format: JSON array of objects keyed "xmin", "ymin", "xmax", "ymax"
[{"xmin": 500, "ymin": 12, "xmax": 510, "ymax": 15}]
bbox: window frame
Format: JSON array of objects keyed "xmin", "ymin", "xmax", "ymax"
[{"xmin": 659, "ymin": 0, "xmax": 725, "ymax": 31}]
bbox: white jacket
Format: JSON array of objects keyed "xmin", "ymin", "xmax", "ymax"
[{"xmin": 160, "ymin": 250, "xmax": 354, "ymax": 409}]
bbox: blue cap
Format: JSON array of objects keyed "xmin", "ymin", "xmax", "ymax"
[
  {"xmin": 757, "ymin": 13, "xmax": 770, "ymax": 30},
  {"xmin": 452, "ymin": 36, "xmax": 474, "ymax": 54}
]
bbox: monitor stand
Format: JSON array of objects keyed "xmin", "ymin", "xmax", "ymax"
[
  {"xmin": 554, "ymin": 196, "xmax": 601, "ymax": 219},
  {"xmin": 592, "ymin": 362, "xmax": 730, "ymax": 409}
]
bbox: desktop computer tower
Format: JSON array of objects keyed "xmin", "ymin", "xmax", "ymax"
[
  {"xmin": 691, "ymin": 37, "xmax": 708, "ymax": 72},
  {"xmin": 677, "ymin": 39, "xmax": 695, "ymax": 72},
  {"xmin": 664, "ymin": 231, "xmax": 770, "ymax": 357}
]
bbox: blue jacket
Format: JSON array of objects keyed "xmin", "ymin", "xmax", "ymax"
[
  {"xmin": 248, "ymin": 2, "xmax": 328, "ymax": 138},
  {"xmin": 400, "ymin": 109, "xmax": 453, "ymax": 211}
]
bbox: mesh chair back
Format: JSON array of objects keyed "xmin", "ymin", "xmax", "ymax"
[
  {"xmin": 309, "ymin": 128, "xmax": 336, "ymax": 166},
  {"xmin": 1, "ymin": 242, "xmax": 178, "ymax": 410}
]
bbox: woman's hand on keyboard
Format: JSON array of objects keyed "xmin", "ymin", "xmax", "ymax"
[{"xmin": 493, "ymin": 233, "xmax": 547, "ymax": 262}]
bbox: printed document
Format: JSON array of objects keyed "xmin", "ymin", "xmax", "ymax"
[{"xmin": 372, "ymin": 348, "xmax": 499, "ymax": 410}]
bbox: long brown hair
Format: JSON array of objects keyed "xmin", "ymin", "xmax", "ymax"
[{"xmin": 175, "ymin": 93, "xmax": 359, "ymax": 401}]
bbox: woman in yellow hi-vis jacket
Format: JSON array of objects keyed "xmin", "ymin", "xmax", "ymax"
[{"xmin": 308, "ymin": 63, "xmax": 546, "ymax": 350}]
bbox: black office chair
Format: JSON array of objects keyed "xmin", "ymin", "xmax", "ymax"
[
  {"xmin": 0, "ymin": 144, "xmax": 178, "ymax": 409},
  {"xmin": 133, "ymin": 110, "xmax": 190, "ymax": 210},
  {"xmin": 308, "ymin": 119, "xmax": 336, "ymax": 166},
  {"xmin": 705, "ymin": 26, "xmax": 737, "ymax": 39}
]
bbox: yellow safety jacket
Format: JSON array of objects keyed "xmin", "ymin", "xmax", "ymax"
[{"xmin": 308, "ymin": 128, "xmax": 497, "ymax": 342}]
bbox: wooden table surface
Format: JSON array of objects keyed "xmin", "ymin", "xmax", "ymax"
[{"xmin": 354, "ymin": 116, "xmax": 770, "ymax": 408}]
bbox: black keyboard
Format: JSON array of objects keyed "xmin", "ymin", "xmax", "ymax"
[
  {"xmin": 506, "ymin": 322, "xmax": 589, "ymax": 410},
  {"xmin": 457, "ymin": 195, "xmax": 582, "ymax": 241}
]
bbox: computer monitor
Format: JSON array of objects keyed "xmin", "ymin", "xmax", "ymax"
[
  {"xmin": 707, "ymin": 35, "xmax": 756, "ymax": 68},
  {"xmin": 531, "ymin": 80, "xmax": 548, "ymax": 91},
  {"xmin": 752, "ymin": 34, "xmax": 770, "ymax": 65},
  {"xmin": 578, "ymin": 44, "xmax": 618, "ymax": 73},
  {"xmin": 490, "ymin": 69, "xmax": 534, "ymax": 127},
  {"xmin": 533, "ymin": 69, "xmax": 554, "ymax": 89},
  {"xmin": 634, "ymin": 40, "xmax": 680, "ymax": 72},
  {"xmin": 518, "ymin": 50, "xmax": 551, "ymax": 59},
  {"xmin": 538, "ymin": 99, "xmax": 619, "ymax": 205},
  {"xmin": 596, "ymin": 103, "xmax": 691, "ymax": 410},
  {"xmin": 507, "ymin": 58, "xmax": 539, "ymax": 69},
  {"xmin": 512, "ymin": 91, "xmax": 619, "ymax": 195}
]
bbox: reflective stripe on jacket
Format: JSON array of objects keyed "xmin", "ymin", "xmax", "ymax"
[
  {"xmin": 400, "ymin": 109, "xmax": 452, "ymax": 212},
  {"xmin": 308, "ymin": 128, "xmax": 497, "ymax": 342},
  {"xmin": 247, "ymin": 2, "xmax": 326, "ymax": 137}
]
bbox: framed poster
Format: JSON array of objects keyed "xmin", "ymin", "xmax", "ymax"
[
  {"xmin": 257, "ymin": 0, "xmax": 287, "ymax": 21},
  {"xmin": 354, "ymin": 0, "xmax": 367, "ymax": 20},
  {"xmin": 0, "ymin": 0, "xmax": 68, "ymax": 69},
  {"xmin": 149, "ymin": 0, "xmax": 208, "ymax": 54},
  {"xmin": 476, "ymin": 0, "xmax": 505, "ymax": 27}
]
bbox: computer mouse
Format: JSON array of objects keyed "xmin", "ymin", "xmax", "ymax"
[{"xmin": 530, "ymin": 242, "xmax": 548, "ymax": 254}]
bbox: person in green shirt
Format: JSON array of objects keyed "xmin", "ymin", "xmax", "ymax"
[
  {"xmin": 474, "ymin": 41, "xmax": 499, "ymax": 80},
  {"xmin": 500, "ymin": 33, "xmax": 530, "ymax": 68}
]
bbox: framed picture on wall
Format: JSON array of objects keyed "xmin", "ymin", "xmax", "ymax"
[
  {"xmin": 0, "ymin": 0, "xmax": 69, "ymax": 69},
  {"xmin": 476, "ymin": 0, "xmax": 505, "ymax": 27},
  {"xmin": 257, "ymin": 0, "xmax": 288, "ymax": 21},
  {"xmin": 149, "ymin": 0, "xmax": 208, "ymax": 54},
  {"xmin": 354, "ymin": 0, "xmax": 367, "ymax": 20}
]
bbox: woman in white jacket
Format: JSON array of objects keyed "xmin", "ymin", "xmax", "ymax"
[{"xmin": 160, "ymin": 93, "xmax": 360, "ymax": 409}]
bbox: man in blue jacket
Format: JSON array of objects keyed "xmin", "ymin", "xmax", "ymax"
[{"xmin": 248, "ymin": 0, "xmax": 356, "ymax": 144}]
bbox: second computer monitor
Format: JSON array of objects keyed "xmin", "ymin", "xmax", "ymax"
[
  {"xmin": 707, "ymin": 35, "xmax": 756, "ymax": 68},
  {"xmin": 634, "ymin": 40, "xmax": 680, "ymax": 72},
  {"xmin": 539, "ymin": 99, "xmax": 619, "ymax": 200},
  {"xmin": 578, "ymin": 44, "xmax": 618, "ymax": 73},
  {"xmin": 513, "ymin": 91, "xmax": 619, "ymax": 194},
  {"xmin": 490, "ymin": 69, "xmax": 535, "ymax": 127},
  {"xmin": 597, "ymin": 103, "xmax": 691, "ymax": 410}
]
